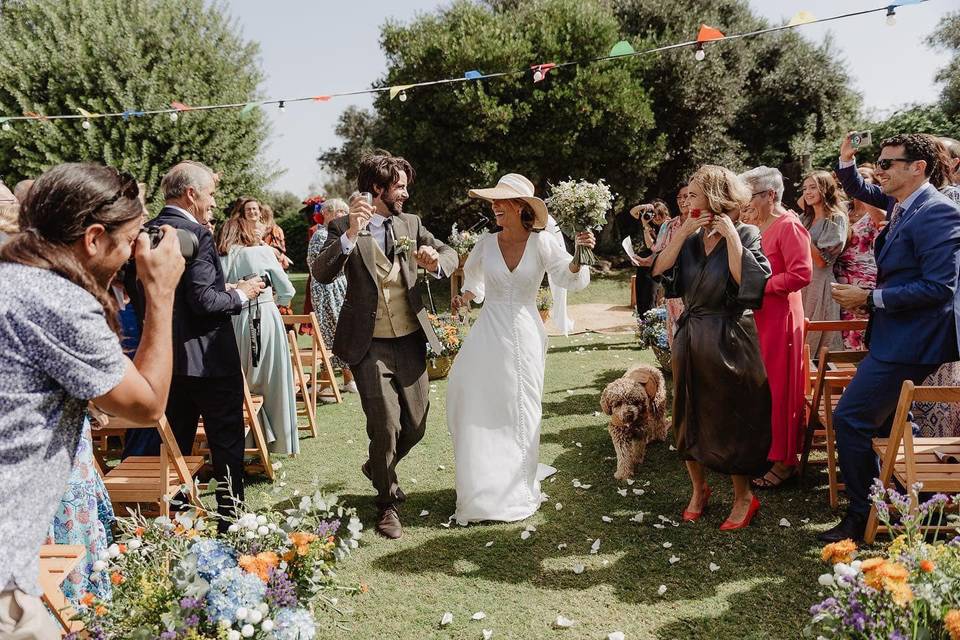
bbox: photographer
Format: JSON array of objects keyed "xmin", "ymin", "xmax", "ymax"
[
  {"xmin": 217, "ymin": 215, "xmax": 299, "ymax": 456},
  {"xmin": 136, "ymin": 161, "xmax": 265, "ymax": 528},
  {"xmin": 624, "ymin": 200, "xmax": 668, "ymax": 315},
  {"xmin": 0, "ymin": 163, "xmax": 184, "ymax": 637}
]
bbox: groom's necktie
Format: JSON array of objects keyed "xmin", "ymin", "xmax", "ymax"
[{"xmin": 383, "ymin": 216, "xmax": 396, "ymax": 260}]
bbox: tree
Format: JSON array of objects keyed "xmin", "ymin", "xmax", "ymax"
[
  {"xmin": 929, "ymin": 11, "xmax": 960, "ymax": 118},
  {"xmin": 0, "ymin": 0, "xmax": 274, "ymax": 210},
  {"xmin": 320, "ymin": 0, "xmax": 664, "ymax": 244}
]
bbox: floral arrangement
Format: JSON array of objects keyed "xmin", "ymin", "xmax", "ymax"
[
  {"xmin": 806, "ymin": 481, "xmax": 960, "ymax": 640},
  {"xmin": 67, "ymin": 478, "xmax": 364, "ymax": 640},
  {"xmin": 425, "ymin": 312, "xmax": 466, "ymax": 360},
  {"xmin": 536, "ymin": 288, "xmax": 553, "ymax": 311},
  {"xmin": 545, "ymin": 178, "xmax": 615, "ymax": 266},
  {"xmin": 447, "ymin": 224, "xmax": 484, "ymax": 255},
  {"xmin": 636, "ymin": 307, "xmax": 669, "ymax": 351},
  {"xmin": 394, "ymin": 235, "xmax": 415, "ymax": 256}
]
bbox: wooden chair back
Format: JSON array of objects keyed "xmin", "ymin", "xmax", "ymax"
[
  {"xmin": 281, "ymin": 313, "xmax": 341, "ymax": 408},
  {"xmin": 38, "ymin": 544, "xmax": 86, "ymax": 634}
]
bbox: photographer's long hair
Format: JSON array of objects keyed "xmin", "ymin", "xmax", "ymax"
[{"xmin": 0, "ymin": 163, "xmax": 144, "ymax": 334}]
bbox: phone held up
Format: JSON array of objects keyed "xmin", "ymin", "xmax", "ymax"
[{"xmin": 850, "ymin": 130, "xmax": 872, "ymax": 149}]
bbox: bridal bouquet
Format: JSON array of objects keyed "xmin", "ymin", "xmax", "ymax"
[
  {"xmin": 805, "ymin": 481, "xmax": 960, "ymax": 640},
  {"xmin": 426, "ymin": 313, "xmax": 466, "ymax": 360},
  {"xmin": 545, "ymin": 178, "xmax": 615, "ymax": 266},
  {"xmin": 67, "ymin": 482, "xmax": 364, "ymax": 640},
  {"xmin": 447, "ymin": 224, "xmax": 484, "ymax": 256}
]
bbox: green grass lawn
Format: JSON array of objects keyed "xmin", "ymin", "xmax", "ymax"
[{"xmin": 244, "ymin": 325, "xmax": 841, "ymax": 639}]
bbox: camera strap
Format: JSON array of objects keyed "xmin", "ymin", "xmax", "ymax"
[{"xmin": 249, "ymin": 296, "xmax": 262, "ymax": 368}]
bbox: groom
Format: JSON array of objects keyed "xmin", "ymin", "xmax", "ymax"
[{"xmin": 311, "ymin": 152, "xmax": 458, "ymax": 539}]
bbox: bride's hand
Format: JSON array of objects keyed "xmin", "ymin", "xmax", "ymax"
[
  {"xmin": 575, "ymin": 231, "xmax": 596, "ymax": 249},
  {"xmin": 452, "ymin": 292, "xmax": 474, "ymax": 317}
]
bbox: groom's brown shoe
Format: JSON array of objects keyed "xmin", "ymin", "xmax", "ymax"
[
  {"xmin": 376, "ymin": 506, "xmax": 403, "ymax": 539},
  {"xmin": 362, "ymin": 462, "xmax": 406, "ymax": 503}
]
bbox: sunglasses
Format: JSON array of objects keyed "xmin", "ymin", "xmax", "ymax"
[
  {"xmin": 875, "ymin": 158, "xmax": 915, "ymax": 170},
  {"xmin": 85, "ymin": 171, "xmax": 140, "ymax": 225}
]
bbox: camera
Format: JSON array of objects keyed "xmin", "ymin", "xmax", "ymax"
[
  {"xmin": 240, "ymin": 272, "xmax": 272, "ymax": 290},
  {"xmin": 641, "ymin": 211, "xmax": 654, "ymax": 222},
  {"xmin": 145, "ymin": 226, "xmax": 199, "ymax": 261},
  {"xmin": 850, "ymin": 130, "xmax": 872, "ymax": 149}
]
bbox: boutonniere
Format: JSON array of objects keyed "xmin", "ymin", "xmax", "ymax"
[
  {"xmin": 358, "ymin": 230, "xmax": 371, "ymax": 237},
  {"xmin": 394, "ymin": 235, "xmax": 414, "ymax": 255}
]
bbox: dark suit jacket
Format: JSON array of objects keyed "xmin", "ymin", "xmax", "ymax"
[
  {"xmin": 837, "ymin": 164, "xmax": 960, "ymax": 364},
  {"xmin": 309, "ymin": 212, "xmax": 458, "ymax": 365},
  {"xmin": 137, "ymin": 206, "xmax": 243, "ymax": 377}
]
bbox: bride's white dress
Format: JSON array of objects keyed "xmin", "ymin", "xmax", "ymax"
[{"xmin": 447, "ymin": 231, "xmax": 589, "ymax": 523}]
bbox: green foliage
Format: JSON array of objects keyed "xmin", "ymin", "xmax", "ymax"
[
  {"xmin": 321, "ymin": 0, "xmax": 663, "ymax": 241},
  {"xmin": 279, "ymin": 211, "xmax": 311, "ymax": 274},
  {"xmin": 0, "ymin": 0, "xmax": 274, "ymax": 207},
  {"xmin": 929, "ymin": 11, "xmax": 960, "ymax": 118}
]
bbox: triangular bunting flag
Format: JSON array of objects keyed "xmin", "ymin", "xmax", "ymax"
[
  {"xmin": 787, "ymin": 11, "xmax": 816, "ymax": 26},
  {"xmin": 78, "ymin": 108, "xmax": 96, "ymax": 119},
  {"xmin": 893, "ymin": 0, "xmax": 924, "ymax": 5},
  {"xmin": 696, "ymin": 24, "xmax": 725, "ymax": 43},
  {"xmin": 389, "ymin": 85, "xmax": 415, "ymax": 100},
  {"xmin": 170, "ymin": 101, "xmax": 192, "ymax": 111},
  {"xmin": 464, "ymin": 70, "xmax": 482, "ymax": 80},
  {"xmin": 609, "ymin": 40, "xmax": 635, "ymax": 57},
  {"xmin": 312, "ymin": 95, "xmax": 332, "ymax": 102},
  {"xmin": 531, "ymin": 63, "xmax": 557, "ymax": 83},
  {"xmin": 239, "ymin": 102, "xmax": 258, "ymax": 117},
  {"xmin": 24, "ymin": 111, "xmax": 48, "ymax": 121}
]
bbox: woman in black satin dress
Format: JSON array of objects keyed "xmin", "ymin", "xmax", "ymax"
[{"xmin": 652, "ymin": 165, "xmax": 772, "ymax": 531}]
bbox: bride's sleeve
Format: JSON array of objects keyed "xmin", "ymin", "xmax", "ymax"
[
  {"xmin": 462, "ymin": 234, "xmax": 486, "ymax": 303},
  {"xmin": 540, "ymin": 232, "xmax": 589, "ymax": 292}
]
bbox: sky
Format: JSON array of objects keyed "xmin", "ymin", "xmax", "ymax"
[{"xmin": 227, "ymin": 0, "xmax": 956, "ymax": 198}]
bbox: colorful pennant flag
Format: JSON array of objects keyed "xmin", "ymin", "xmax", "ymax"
[
  {"xmin": 531, "ymin": 63, "xmax": 557, "ymax": 83},
  {"xmin": 239, "ymin": 102, "xmax": 258, "ymax": 118},
  {"xmin": 77, "ymin": 108, "xmax": 97, "ymax": 119},
  {"xmin": 312, "ymin": 95, "xmax": 332, "ymax": 102},
  {"xmin": 464, "ymin": 70, "xmax": 483, "ymax": 80},
  {"xmin": 389, "ymin": 84, "xmax": 415, "ymax": 100},
  {"xmin": 696, "ymin": 25, "xmax": 726, "ymax": 43},
  {"xmin": 170, "ymin": 101, "xmax": 192, "ymax": 111},
  {"xmin": 609, "ymin": 40, "xmax": 635, "ymax": 57},
  {"xmin": 24, "ymin": 111, "xmax": 47, "ymax": 120},
  {"xmin": 788, "ymin": 11, "xmax": 816, "ymax": 26}
]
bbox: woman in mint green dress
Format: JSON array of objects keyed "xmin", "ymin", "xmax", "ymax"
[{"xmin": 218, "ymin": 217, "xmax": 300, "ymax": 456}]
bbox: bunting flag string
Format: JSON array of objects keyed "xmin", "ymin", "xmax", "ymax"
[{"xmin": 0, "ymin": 0, "xmax": 931, "ymax": 130}]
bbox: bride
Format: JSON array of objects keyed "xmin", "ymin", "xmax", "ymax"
[{"xmin": 448, "ymin": 173, "xmax": 594, "ymax": 523}]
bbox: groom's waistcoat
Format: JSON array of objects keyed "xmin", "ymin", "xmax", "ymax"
[{"xmin": 372, "ymin": 242, "xmax": 419, "ymax": 338}]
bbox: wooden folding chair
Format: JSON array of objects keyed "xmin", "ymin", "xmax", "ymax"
[
  {"xmin": 865, "ymin": 382, "xmax": 960, "ymax": 543},
  {"xmin": 194, "ymin": 377, "xmax": 274, "ymax": 481},
  {"xmin": 281, "ymin": 313, "xmax": 341, "ymax": 407},
  {"xmin": 287, "ymin": 329, "xmax": 319, "ymax": 438},
  {"xmin": 101, "ymin": 415, "xmax": 205, "ymax": 517},
  {"xmin": 38, "ymin": 544, "xmax": 85, "ymax": 635}
]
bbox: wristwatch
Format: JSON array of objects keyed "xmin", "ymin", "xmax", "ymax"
[{"xmin": 865, "ymin": 289, "xmax": 876, "ymax": 313}]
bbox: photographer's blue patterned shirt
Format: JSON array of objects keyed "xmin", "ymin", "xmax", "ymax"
[{"xmin": 0, "ymin": 263, "xmax": 126, "ymax": 595}]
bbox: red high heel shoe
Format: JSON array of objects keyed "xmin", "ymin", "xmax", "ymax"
[
  {"xmin": 719, "ymin": 496, "xmax": 761, "ymax": 531},
  {"xmin": 681, "ymin": 485, "xmax": 711, "ymax": 522}
]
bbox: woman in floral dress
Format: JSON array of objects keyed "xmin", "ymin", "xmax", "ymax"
[{"xmin": 305, "ymin": 199, "xmax": 357, "ymax": 396}]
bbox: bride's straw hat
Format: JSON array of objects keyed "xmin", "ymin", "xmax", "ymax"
[{"xmin": 468, "ymin": 173, "xmax": 548, "ymax": 230}]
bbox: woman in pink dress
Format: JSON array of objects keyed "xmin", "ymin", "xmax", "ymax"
[
  {"xmin": 741, "ymin": 167, "xmax": 812, "ymax": 488},
  {"xmin": 652, "ymin": 185, "xmax": 690, "ymax": 347}
]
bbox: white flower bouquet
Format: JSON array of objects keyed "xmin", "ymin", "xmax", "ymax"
[{"xmin": 545, "ymin": 178, "xmax": 615, "ymax": 266}]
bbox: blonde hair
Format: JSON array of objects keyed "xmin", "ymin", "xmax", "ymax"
[
  {"xmin": 691, "ymin": 165, "xmax": 751, "ymax": 215},
  {"xmin": 216, "ymin": 215, "xmax": 260, "ymax": 255},
  {"xmin": 321, "ymin": 198, "xmax": 349, "ymax": 215},
  {"xmin": 0, "ymin": 203, "xmax": 19, "ymax": 234},
  {"xmin": 260, "ymin": 203, "xmax": 275, "ymax": 227}
]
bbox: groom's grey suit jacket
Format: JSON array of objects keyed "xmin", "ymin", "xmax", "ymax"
[{"xmin": 310, "ymin": 211, "xmax": 459, "ymax": 365}]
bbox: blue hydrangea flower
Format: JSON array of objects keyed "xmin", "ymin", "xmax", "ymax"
[
  {"xmin": 271, "ymin": 607, "xmax": 317, "ymax": 640},
  {"xmin": 205, "ymin": 567, "xmax": 266, "ymax": 624},
  {"xmin": 189, "ymin": 539, "xmax": 237, "ymax": 581}
]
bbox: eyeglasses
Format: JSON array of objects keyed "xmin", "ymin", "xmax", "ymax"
[
  {"xmin": 751, "ymin": 190, "xmax": 770, "ymax": 199},
  {"xmin": 876, "ymin": 158, "xmax": 914, "ymax": 170},
  {"xmin": 87, "ymin": 171, "xmax": 140, "ymax": 224}
]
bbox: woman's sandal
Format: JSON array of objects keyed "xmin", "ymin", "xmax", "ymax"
[{"xmin": 751, "ymin": 467, "xmax": 796, "ymax": 489}]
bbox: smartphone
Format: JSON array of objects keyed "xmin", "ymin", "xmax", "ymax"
[{"xmin": 850, "ymin": 131, "xmax": 872, "ymax": 149}]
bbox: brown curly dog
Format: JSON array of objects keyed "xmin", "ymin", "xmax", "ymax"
[{"xmin": 599, "ymin": 363, "xmax": 669, "ymax": 480}]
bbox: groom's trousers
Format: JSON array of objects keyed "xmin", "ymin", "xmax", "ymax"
[{"xmin": 352, "ymin": 332, "xmax": 430, "ymax": 509}]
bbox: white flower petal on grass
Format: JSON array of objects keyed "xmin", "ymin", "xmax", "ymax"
[
  {"xmin": 669, "ymin": 555, "xmax": 680, "ymax": 564},
  {"xmin": 572, "ymin": 479, "xmax": 582, "ymax": 488},
  {"xmin": 601, "ymin": 516, "xmax": 613, "ymax": 523},
  {"xmin": 410, "ymin": 478, "xmax": 418, "ymax": 484},
  {"xmin": 630, "ymin": 512, "xmax": 645, "ymax": 523},
  {"xmin": 440, "ymin": 612, "xmax": 454, "ymax": 627},
  {"xmin": 572, "ymin": 564, "xmax": 585, "ymax": 574},
  {"xmin": 779, "ymin": 518, "xmax": 791, "ymax": 528},
  {"xmin": 485, "ymin": 541, "xmax": 494, "ymax": 548},
  {"xmin": 801, "ymin": 518, "xmax": 810, "ymax": 524},
  {"xmin": 626, "ymin": 478, "xmax": 635, "ymax": 485},
  {"xmin": 525, "ymin": 524, "xmax": 537, "ymax": 533},
  {"xmin": 709, "ymin": 563, "xmax": 720, "ymax": 572},
  {"xmin": 662, "ymin": 542, "xmax": 672, "ymax": 548},
  {"xmin": 657, "ymin": 585, "xmax": 667, "ymax": 596},
  {"xmin": 632, "ymin": 489, "xmax": 645, "ymax": 496},
  {"xmin": 575, "ymin": 442, "xmax": 583, "ymax": 448},
  {"xmin": 590, "ymin": 539, "xmax": 602, "ymax": 554},
  {"xmin": 593, "ymin": 411, "xmax": 601, "ymax": 417},
  {"xmin": 608, "ymin": 633, "xmax": 626, "ymax": 640},
  {"xmin": 555, "ymin": 502, "xmax": 563, "ymax": 511},
  {"xmin": 653, "ymin": 524, "xmax": 665, "ymax": 529},
  {"xmin": 617, "ymin": 489, "xmax": 628, "ymax": 497},
  {"xmin": 566, "ymin": 389, "xmax": 574, "ymax": 394},
  {"xmin": 419, "ymin": 510, "xmax": 429, "ymax": 517},
  {"xmin": 668, "ymin": 445, "xmax": 677, "ymax": 451},
  {"xmin": 482, "ymin": 630, "xmax": 494, "ymax": 640},
  {"xmin": 472, "ymin": 612, "xmax": 486, "ymax": 621},
  {"xmin": 553, "ymin": 615, "xmax": 575, "ymax": 629},
  {"xmin": 557, "ymin": 543, "xmax": 568, "ymax": 550},
  {"xmin": 520, "ymin": 531, "xmax": 531, "ymax": 540},
  {"xmin": 579, "ymin": 484, "xmax": 592, "ymax": 490},
  {"xmin": 437, "ymin": 465, "xmax": 446, "ymax": 471}
]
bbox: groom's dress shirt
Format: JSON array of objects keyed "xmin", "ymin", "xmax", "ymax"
[{"xmin": 340, "ymin": 213, "xmax": 445, "ymax": 278}]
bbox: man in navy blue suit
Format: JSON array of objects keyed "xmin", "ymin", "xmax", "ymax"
[
  {"xmin": 820, "ymin": 133, "xmax": 960, "ymax": 542},
  {"xmin": 143, "ymin": 161, "xmax": 264, "ymax": 525}
]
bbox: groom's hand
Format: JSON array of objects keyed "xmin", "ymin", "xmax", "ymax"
[{"xmin": 415, "ymin": 246, "xmax": 440, "ymax": 273}]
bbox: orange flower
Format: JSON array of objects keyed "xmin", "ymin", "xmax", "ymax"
[
  {"xmin": 944, "ymin": 610, "xmax": 960, "ymax": 640},
  {"xmin": 134, "ymin": 527, "xmax": 144, "ymax": 537},
  {"xmin": 117, "ymin": 544, "xmax": 127, "ymax": 554},
  {"xmin": 94, "ymin": 605, "xmax": 107, "ymax": 616},
  {"xmin": 289, "ymin": 531, "xmax": 318, "ymax": 556},
  {"xmin": 238, "ymin": 552, "xmax": 280, "ymax": 582},
  {"xmin": 110, "ymin": 572, "xmax": 125, "ymax": 585},
  {"xmin": 885, "ymin": 580, "xmax": 913, "ymax": 607},
  {"xmin": 820, "ymin": 539, "xmax": 857, "ymax": 565},
  {"xmin": 360, "ymin": 582, "xmax": 369, "ymax": 593},
  {"xmin": 283, "ymin": 549, "xmax": 295, "ymax": 563},
  {"xmin": 919, "ymin": 559, "xmax": 935, "ymax": 573},
  {"xmin": 80, "ymin": 593, "xmax": 95, "ymax": 607}
]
